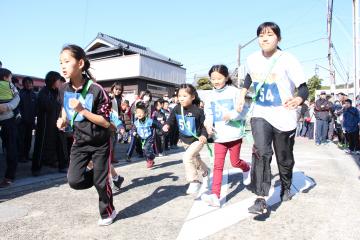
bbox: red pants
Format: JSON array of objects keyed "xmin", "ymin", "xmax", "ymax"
[{"xmin": 212, "ymin": 139, "xmax": 249, "ymax": 198}]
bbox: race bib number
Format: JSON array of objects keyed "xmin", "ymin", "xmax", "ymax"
[
  {"xmin": 210, "ymin": 99, "xmax": 234, "ymax": 122},
  {"xmin": 254, "ymin": 83, "xmax": 282, "ymax": 106},
  {"xmin": 176, "ymin": 115, "xmax": 196, "ymax": 137},
  {"xmin": 138, "ymin": 127, "xmax": 151, "ymax": 139},
  {"xmin": 64, "ymin": 91, "xmax": 93, "ymax": 122}
]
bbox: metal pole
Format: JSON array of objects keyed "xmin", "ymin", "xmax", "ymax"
[
  {"xmin": 237, "ymin": 44, "xmax": 241, "ymax": 88},
  {"xmin": 237, "ymin": 37, "xmax": 257, "ymax": 88},
  {"xmin": 327, "ymin": 0, "xmax": 335, "ymax": 94},
  {"xmin": 353, "ymin": 0, "xmax": 360, "ymax": 100}
]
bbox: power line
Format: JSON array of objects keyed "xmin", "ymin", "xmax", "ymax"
[
  {"xmin": 301, "ymin": 56, "xmax": 328, "ymax": 63},
  {"xmin": 284, "ymin": 37, "xmax": 327, "ymax": 50}
]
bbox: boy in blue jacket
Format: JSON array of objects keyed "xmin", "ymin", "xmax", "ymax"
[{"xmin": 343, "ymin": 99, "xmax": 360, "ymax": 154}]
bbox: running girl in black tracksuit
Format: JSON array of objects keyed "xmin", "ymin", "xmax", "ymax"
[{"xmin": 57, "ymin": 44, "xmax": 116, "ymax": 226}]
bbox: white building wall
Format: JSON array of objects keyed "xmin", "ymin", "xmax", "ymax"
[
  {"xmin": 89, "ymin": 54, "xmax": 186, "ymax": 85},
  {"xmin": 89, "ymin": 55, "xmax": 141, "ymax": 81}
]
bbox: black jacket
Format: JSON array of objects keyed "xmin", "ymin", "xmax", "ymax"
[
  {"xmin": 314, "ymin": 98, "xmax": 331, "ymax": 120},
  {"xmin": 166, "ymin": 104, "xmax": 208, "ymax": 145},
  {"xmin": 19, "ymin": 89, "xmax": 37, "ymax": 125},
  {"xmin": 60, "ymin": 80, "xmax": 111, "ymax": 146}
]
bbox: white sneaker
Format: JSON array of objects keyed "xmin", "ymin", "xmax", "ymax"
[
  {"xmin": 345, "ymin": 149, "xmax": 351, "ymax": 154},
  {"xmin": 242, "ymin": 170, "xmax": 251, "ymax": 186},
  {"xmin": 98, "ymin": 210, "xmax": 117, "ymax": 226},
  {"xmin": 201, "ymin": 192, "xmax": 220, "ymax": 207},
  {"xmin": 186, "ymin": 182, "xmax": 201, "ymax": 194}
]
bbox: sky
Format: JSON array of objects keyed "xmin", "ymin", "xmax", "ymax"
[{"xmin": 0, "ymin": 0, "xmax": 355, "ymax": 86}]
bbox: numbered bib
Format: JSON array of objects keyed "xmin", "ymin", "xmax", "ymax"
[
  {"xmin": 135, "ymin": 119, "xmax": 153, "ymax": 139},
  {"xmin": 210, "ymin": 99, "xmax": 234, "ymax": 122},
  {"xmin": 176, "ymin": 115, "xmax": 196, "ymax": 137},
  {"xmin": 254, "ymin": 82, "xmax": 282, "ymax": 107},
  {"xmin": 64, "ymin": 91, "xmax": 94, "ymax": 122}
]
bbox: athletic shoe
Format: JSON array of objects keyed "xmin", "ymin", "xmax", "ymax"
[
  {"xmin": 126, "ymin": 156, "xmax": 131, "ymax": 163},
  {"xmin": 146, "ymin": 159, "xmax": 155, "ymax": 168},
  {"xmin": 201, "ymin": 192, "xmax": 220, "ymax": 207},
  {"xmin": 345, "ymin": 149, "xmax": 351, "ymax": 154},
  {"xmin": 112, "ymin": 176, "xmax": 124, "ymax": 191},
  {"xmin": 242, "ymin": 169, "xmax": 251, "ymax": 186},
  {"xmin": 280, "ymin": 188, "xmax": 293, "ymax": 201},
  {"xmin": 315, "ymin": 143, "xmax": 321, "ymax": 146},
  {"xmin": 186, "ymin": 182, "xmax": 201, "ymax": 194},
  {"xmin": 158, "ymin": 153, "xmax": 165, "ymax": 157},
  {"xmin": 248, "ymin": 198, "xmax": 268, "ymax": 214},
  {"xmin": 98, "ymin": 210, "xmax": 117, "ymax": 226}
]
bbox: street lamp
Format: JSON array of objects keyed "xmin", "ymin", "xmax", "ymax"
[{"xmin": 237, "ymin": 37, "xmax": 257, "ymax": 87}]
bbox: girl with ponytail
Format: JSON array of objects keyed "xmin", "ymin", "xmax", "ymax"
[{"xmin": 57, "ymin": 44, "xmax": 117, "ymax": 226}]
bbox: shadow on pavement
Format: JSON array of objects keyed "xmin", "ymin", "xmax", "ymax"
[
  {"xmin": 116, "ymin": 184, "xmax": 187, "ymax": 220},
  {"xmin": 0, "ymin": 176, "xmax": 68, "ymax": 203},
  {"xmin": 151, "ymin": 159, "xmax": 182, "ymax": 170},
  {"xmin": 114, "ymin": 172, "xmax": 179, "ymax": 196},
  {"xmin": 225, "ymin": 172, "xmax": 246, "ymax": 202}
]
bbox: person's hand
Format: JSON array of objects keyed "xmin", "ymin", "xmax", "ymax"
[
  {"xmin": 222, "ymin": 112, "xmax": 232, "ymax": 121},
  {"xmin": 160, "ymin": 120, "xmax": 165, "ymax": 125},
  {"xmin": 237, "ymin": 96, "xmax": 246, "ymax": 112},
  {"xmin": 198, "ymin": 135, "xmax": 207, "ymax": 144},
  {"xmin": 56, "ymin": 118, "xmax": 66, "ymax": 130},
  {"xmin": 0, "ymin": 104, "xmax": 8, "ymax": 113},
  {"xmin": 69, "ymin": 98, "xmax": 84, "ymax": 113},
  {"xmin": 205, "ymin": 125, "xmax": 215, "ymax": 135},
  {"xmin": 120, "ymin": 128, "xmax": 125, "ymax": 134},
  {"xmin": 162, "ymin": 124, "xmax": 169, "ymax": 132},
  {"xmin": 284, "ymin": 97, "xmax": 303, "ymax": 110},
  {"xmin": 132, "ymin": 131, "xmax": 137, "ymax": 136}
]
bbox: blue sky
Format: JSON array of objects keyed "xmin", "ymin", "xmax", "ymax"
[{"xmin": 0, "ymin": 0, "xmax": 354, "ymax": 86}]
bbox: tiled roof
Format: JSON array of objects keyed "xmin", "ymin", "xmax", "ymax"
[{"xmin": 86, "ymin": 33, "xmax": 183, "ymax": 66}]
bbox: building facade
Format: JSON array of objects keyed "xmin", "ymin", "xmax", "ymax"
[{"xmin": 85, "ymin": 33, "xmax": 186, "ymax": 99}]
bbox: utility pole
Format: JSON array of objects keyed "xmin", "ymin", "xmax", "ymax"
[
  {"xmin": 353, "ymin": 0, "xmax": 360, "ymax": 100},
  {"xmin": 327, "ymin": 0, "xmax": 335, "ymax": 94},
  {"xmin": 237, "ymin": 37, "xmax": 257, "ymax": 88}
]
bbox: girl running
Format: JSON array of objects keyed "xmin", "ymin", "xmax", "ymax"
[
  {"xmin": 237, "ymin": 22, "xmax": 309, "ymax": 214},
  {"xmin": 57, "ymin": 44, "xmax": 116, "ymax": 226},
  {"xmin": 163, "ymin": 84, "xmax": 210, "ymax": 195},
  {"xmin": 201, "ymin": 64, "xmax": 251, "ymax": 207}
]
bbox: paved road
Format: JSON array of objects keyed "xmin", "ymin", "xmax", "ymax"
[{"xmin": 1, "ymin": 137, "xmax": 360, "ymax": 240}]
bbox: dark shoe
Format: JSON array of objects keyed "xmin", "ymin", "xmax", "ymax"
[
  {"xmin": 146, "ymin": 159, "xmax": 154, "ymax": 168},
  {"xmin": 112, "ymin": 176, "xmax": 124, "ymax": 191},
  {"xmin": 126, "ymin": 156, "xmax": 131, "ymax": 163},
  {"xmin": 280, "ymin": 188, "xmax": 293, "ymax": 201},
  {"xmin": 0, "ymin": 178, "xmax": 12, "ymax": 188},
  {"xmin": 248, "ymin": 198, "xmax": 268, "ymax": 214}
]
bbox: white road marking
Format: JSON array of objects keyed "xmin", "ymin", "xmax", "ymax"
[{"xmin": 177, "ymin": 169, "xmax": 315, "ymax": 240}]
